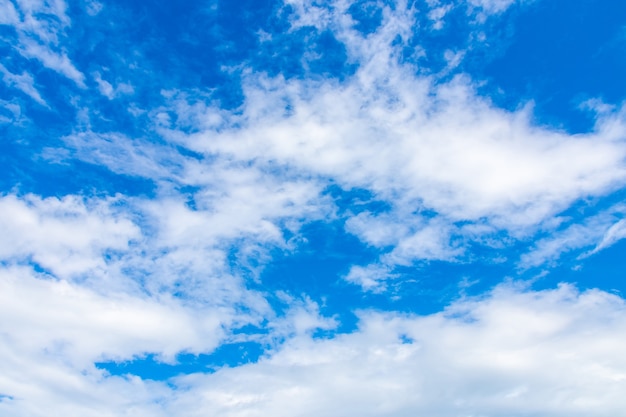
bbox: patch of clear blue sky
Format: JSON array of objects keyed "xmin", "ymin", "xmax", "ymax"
[
  {"xmin": 5, "ymin": 0, "xmax": 626, "ymax": 379},
  {"xmin": 96, "ymin": 342, "xmax": 266, "ymax": 380},
  {"xmin": 467, "ymin": 0, "xmax": 626, "ymax": 133}
]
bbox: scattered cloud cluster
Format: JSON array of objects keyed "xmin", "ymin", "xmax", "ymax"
[
  {"xmin": 167, "ymin": 284, "xmax": 626, "ymax": 417},
  {"xmin": 2, "ymin": 0, "xmax": 626, "ymax": 415},
  {"xmin": 154, "ymin": 0, "xmax": 626, "ymax": 287},
  {"xmin": 3, "ymin": 283, "xmax": 626, "ymax": 416},
  {"xmin": 1, "ymin": 0, "xmax": 85, "ymax": 91}
]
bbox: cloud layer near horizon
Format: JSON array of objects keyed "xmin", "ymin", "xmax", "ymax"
[{"xmin": 3, "ymin": 283, "xmax": 626, "ymax": 416}]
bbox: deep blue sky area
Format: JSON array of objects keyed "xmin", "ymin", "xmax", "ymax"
[{"xmin": 473, "ymin": 0, "xmax": 626, "ymax": 133}]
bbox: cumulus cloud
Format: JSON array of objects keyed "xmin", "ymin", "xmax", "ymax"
[
  {"xmin": 3, "ymin": 283, "xmax": 626, "ymax": 416},
  {"xmin": 344, "ymin": 263, "xmax": 397, "ymax": 292},
  {"xmin": 165, "ymin": 284, "xmax": 626, "ymax": 417},
  {"xmin": 0, "ymin": 191, "xmax": 276, "ymax": 351},
  {"xmin": 0, "ymin": 266, "xmax": 229, "ymax": 366},
  {"xmin": 191, "ymin": 73, "xmax": 626, "ymax": 227},
  {"xmin": 0, "ymin": 194, "xmax": 139, "ymax": 278}
]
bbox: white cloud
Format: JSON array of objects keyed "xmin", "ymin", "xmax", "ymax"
[
  {"xmin": 587, "ymin": 218, "xmax": 626, "ymax": 255},
  {"xmin": 227, "ymin": 75, "xmax": 624, "ymax": 221},
  {"xmin": 0, "ymin": 168, "xmax": 333, "ymax": 312},
  {"xmin": 18, "ymin": 0, "xmax": 619, "ymax": 278},
  {"xmin": 0, "ymin": 0, "xmax": 19, "ymax": 25},
  {"xmin": 384, "ymin": 218, "xmax": 463, "ymax": 264},
  {"xmin": 60, "ymin": 131, "xmax": 180, "ymax": 180},
  {"xmin": 166, "ymin": 284, "xmax": 626, "ymax": 417},
  {"xmin": 520, "ymin": 204, "xmax": 626, "ymax": 268},
  {"xmin": 345, "ymin": 211, "xmax": 412, "ymax": 248},
  {"xmin": 4, "ymin": 282, "xmax": 626, "ymax": 416},
  {"xmin": 93, "ymin": 72, "xmax": 134, "ymax": 99},
  {"xmin": 169, "ymin": 66, "xmax": 626, "ymax": 270},
  {"xmin": 428, "ymin": 4, "xmax": 453, "ymax": 30},
  {"xmin": 2, "ymin": 0, "xmax": 86, "ymax": 87},
  {"xmin": 93, "ymin": 73, "xmax": 115, "ymax": 98},
  {"xmin": 18, "ymin": 39, "xmax": 85, "ymax": 87},
  {"xmin": 0, "ymin": 3, "xmax": 620, "ymax": 417},
  {"xmin": 0, "ymin": 194, "xmax": 139, "ymax": 278},
  {"xmin": 4, "ymin": 1, "xmax": 626, "ymax": 414},
  {"xmin": 348, "ymin": 210, "xmax": 463, "ymax": 267},
  {"xmin": 0, "ymin": 63, "xmax": 47, "ymax": 105},
  {"xmin": 78, "ymin": 0, "xmax": 625, "ymax": 273},
  {"xmin": 282, "ymin": 0, "xmax": 334, "ymax": 31},
  {"xmin": 268, "ymin": 293, "xmax": 338, "ymax": 339},
  {"xmin": 463, "ymin": 0, "xmax": 535, "ymax": 28},
  {"xmin": 0, "ymin": 99, "xmax": 24, "ymax": 124},
  {"xmin": 0, "ymin": 267, "xmax": 210, "ymax": 417},
  {"xmin": 0, "ymin": 266, "xmax": 229, "ymax": 367},
  {"xmin": 468, "ymin": 0, "xmax": 519, "ymax": 16},
  {"xmin": 344, "ymin": 263, "xmax": 396, "ymax": 292},
  {"xmin": 85, "ymin": 0, "xmax": 103, "ymax": 16},
  {"xmin": 14, "ymin": 0, "xmax": 70, "ymax": 35}
]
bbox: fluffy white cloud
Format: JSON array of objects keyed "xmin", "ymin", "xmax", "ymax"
[
  {"xmin": 164, "ymin": 61, "xmax": 626, "ymax": 274},
  {"xmin": 344, "ymin": 263, "xmax": 397, "ymax": 291},
  {"xmin": 190, "ymin": 73, "xmax": 626, "ymax": 225},
  {"xmin": 4, "ymin": 283, "xmax": 626, "ymax": 416},
  {"xmin": 166, "ymin": 284, "xmax": 626, "ymax": 417},
  {"xmin": 0, "ymin": 191, "xmax": 275, "ymax": 350},
  {"xmin": 0, "ymin": 266, "xmax": 228, "ymax": 366},
  {"xmin": 3, "ymin": 0, "xmax": 626, "ymax": 415},
  {"xmin": 83, "ymin": 0, "xmax": 622, "ymax": 275},
  {"xmin": 0, "ymin": 194, "xmax": 139, "ymax": 278}
]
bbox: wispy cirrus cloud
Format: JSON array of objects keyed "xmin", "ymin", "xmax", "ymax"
[
  {"xmin": 17, "ymin": 39, "xmax": 85, "ymax": 88},
  {"xmin": 0, "ymin": 0, "xmax": 87, "ymax": 103},
  {"xmin": 0, "ymin": 63, "xmax": 47, "ymax": 105}
]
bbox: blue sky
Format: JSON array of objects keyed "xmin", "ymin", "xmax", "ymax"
[{"xmin": 2, "ymin": 0, "xmax": 626, "ymax": 415}]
